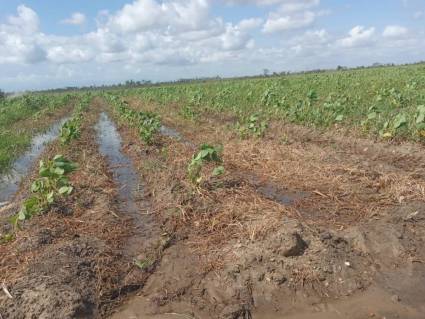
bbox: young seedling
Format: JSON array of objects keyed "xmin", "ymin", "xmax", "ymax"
[
  {"xmin": 60, "ymin": 118, "xmax": 81, "ymax": 145},
  {"xmin": 236, "ymin": 114, "xmax": 268, "ymax": 139},
  {"xmin": 10, "ymin": 155, "xmax": 78, "ymax": 229},
  {"xmin": 188, "ymin": 144, "xmax": 224, "ymax": 184}
]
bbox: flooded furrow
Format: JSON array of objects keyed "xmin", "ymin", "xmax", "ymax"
[
  {"xmin": 95, "ymin": 112, "xmax": 159, "ymax": 257},
  {"xmin": 95, "ymin": 112, "xmax": 141, "ymax": 208},
  {"xmin": 0, "ymin": 117, "xmax": 69, "ymax": 204}
]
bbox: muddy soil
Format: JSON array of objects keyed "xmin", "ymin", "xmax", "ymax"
[
  {"xmin": 0, "ymin": 102, "xmax": 165, "ymax": 318},
  {"xmin": 0, "ymin": 117, "xmax": 69, "ymax": 203},
  {"xmin": 106, "ymin": 97, "xmax": 425, "ymax": 319},
  {"xmin": 1, "ymin": 96, "xmax": 424, "ymax": 319}
]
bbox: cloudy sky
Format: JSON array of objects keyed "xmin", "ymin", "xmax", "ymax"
[{"xmin": 0, "ymin": 0, "xmax": 424, "ymax": 91}]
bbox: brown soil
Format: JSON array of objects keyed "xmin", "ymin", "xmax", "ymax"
[
  {"xmin": 0, "ymin": 100, "xmax": 164, "ymax": 318},
  {"xmin": 106, "ymin": 98, "xmax": 425, "ymax": 319},
  {"xmin": 1, "ymin": 96, "xmax": 425, "ymax": 319}
]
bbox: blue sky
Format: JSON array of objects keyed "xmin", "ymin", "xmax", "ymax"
[{"xmin": 0, "ymin": 0, "xmax": 424, "ymax": 91}]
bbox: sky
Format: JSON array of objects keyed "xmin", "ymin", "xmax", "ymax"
[{"xmin": 0, "ymin": 0, "xmax": 424, "ymax": 91}]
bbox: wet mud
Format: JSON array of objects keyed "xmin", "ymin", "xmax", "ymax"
[{"xmin": 0, "ymin": 117, "xmax": 68, "ymax": 203}]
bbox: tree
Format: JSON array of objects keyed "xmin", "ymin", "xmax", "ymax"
[{"xmin": 0, "ymin": 89, "xmax": 5, "ymax": 100}]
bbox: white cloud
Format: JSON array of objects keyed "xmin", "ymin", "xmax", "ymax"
[
  {"xmin": 262, "ymin": 0, "xmax": 323, "ymax": 33},
  {"xmin": 338, "ymin": 26, "xmax": 376, "ymax": 48},
  {"xmin": 383, "ymin": 25, "xmax": 408, "ymax": 38},
  {"xmin": 0, "ymin": 5, "xmax": 46, "ymax": 64},
  {"xmin": 7, "ymin": 5, "xmax": 40, "ymax": 33},
  {"xmin": 0, "ymin": 1, "xmax": 257, "ymax": 68},
  {"xmin": 278, "ymin": 0, "xmax": 320, "ymax": 13},
  {"xmin": 47, "ymin": 46, "xmax": 93, "ymax": 64},
  {"xmin": 237, "ymin": 18, "xmax": 263, "ymax": 31},
  {"xmin": 263, "ymin": 11, "xmax": 316, "ymax": 32},
  {"xmin": 107, "ymin": 0, "xmax": 211, "ymax": 33},
  {"xmin": 221, "ymin": 24, "xmax": 253, "ymax": 50},
  {"xmin": 223, "ymin": 0, "xmax": 318, "ymax": 7},
  {"xmin": 61, "ymin": 12, "xmax": 86, "ymax": 25}
]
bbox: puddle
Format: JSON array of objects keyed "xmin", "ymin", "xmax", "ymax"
[
  {"xmin": 160, "ymin": 125, "xmax": 181, "ymax": 139},
  {"xmin": 244, "ymin": 175, "xmax": 308, "ymax": 206},
  {"xmin": 95, "ymin": 112, "xmax": 141, "ymax": 210},
  {"xmin": 160, "ymin": 125, "xmax": 195, "ymax": 148},
  {"xmin": 95, "ymin": 112, "xmax": 159, "ymax": 257},
  {"xmin": 257, "ymin": 183, "xmax": 308, "ymax": 206},
  {"xmin": 0, "ymin": 118, "xmax": 68, "ymax": 203}
]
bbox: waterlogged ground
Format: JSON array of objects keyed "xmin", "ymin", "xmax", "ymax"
[
  {"xmin": 0, "ymin": 95, "xmax": 425, "ymax": 319},
  {"xmin": 0, "ymin": 117, "xmax": 68, "ymax": 203}
]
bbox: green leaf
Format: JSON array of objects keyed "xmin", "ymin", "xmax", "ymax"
[
  {"xmin": 46, "ymin": 191, "xmax": 54, "ymax": 204},
  {"xmin": 212, "ymin": 166, "xmax": 225, "ymax": 177},
  {"xmin": 18, "ymin": 208, "xmax": 27, "ymax": 220},
  {"xmin": 31, "ymin": 181, "xmax": 40, "ymax": 192},
  {"xmin": 416, "ymin": 105, "xmax": 425, "ymax": 124},
  {"xmin": 53, "ymin": 154, "xmax": 65, "ymax": 162},
  {"xmin": 39, "ymin": 167, "xmax": 49, "ymax": 177},
  {"xmin": 367, "ymin": 112, "xmax": 377, "ymax": 120},
  {"xmin": 54, "ymin": 167, "xmax": 65, "ymax": 175},
  {"xmin": 134, "ymin": 259, "xmax": 152, "ymax": 270},
  {"xmin": 59, "ymin": 186, "xmax": 73, "ymax": 195},
  {"xmin": 9, "ymin": 214, "xmax": 20, "ymax": 229},
  {"xmin": 335, "ymin": 114, "xmax": 344, "ymax": 122},
  {"xmin": 392, "ymin": 113, "xmax": 407, "ymax": 129}
]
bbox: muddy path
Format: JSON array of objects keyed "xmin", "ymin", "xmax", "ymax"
[
  {"xmin": 0, "ymin": 100, "xmax": 165, "ymax": 318},
  {"xmin": 105, "ymin": 97, "xmax": 425, "ymax": 319}
]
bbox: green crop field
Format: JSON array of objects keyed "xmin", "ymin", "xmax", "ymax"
[
  {"xmin": 115, "ymin": 63, "xmax": 425, "ymax": 142},
  {"xmin": 1, "ymin": 63, "xmax": 425, "ymax": 319}
]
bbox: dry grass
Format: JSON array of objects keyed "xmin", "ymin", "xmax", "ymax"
[
  {"xmin": 0, "ymin": 103, "xmax": 133, "ymax": 314},
  {"xmin": 123, "ymin": 96, "xmax": 425, "ymax": 236}
]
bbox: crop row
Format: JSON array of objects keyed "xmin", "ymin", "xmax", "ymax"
[
  {"xmin": 1, "ymin": 96, "xmax": 92, "ymax": 242},
  {"xmin": 116, "ymin": 64, "xmax": 425, "ymax": 141},
  {"xmin": 104, "ymin": 93, "xmax": 162, "ymax": 145}
]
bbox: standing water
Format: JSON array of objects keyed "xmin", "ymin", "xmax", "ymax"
[
  {"xmin": 0, "ymin": 118, "xmax": 68, "ymax": 204},
  {"xmin": 95, "ymin": 112, "xmax": 160, "ymax": 258},
  {"xmin": 160, "ymin": 125, "xmax": 195, "ymax": 148},
  {"xmin": 95, "ymin": 112, "xmax": 140, "ymax": 206}
]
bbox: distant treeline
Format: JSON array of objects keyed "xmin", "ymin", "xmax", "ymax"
[{"xmin": 7, "ymin": 60, "xmax": 425, "ymax": 95}]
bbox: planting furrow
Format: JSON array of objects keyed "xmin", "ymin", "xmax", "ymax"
[
  {"xmin": 1, "ymin": 100, "xmax": 154, "ymax": 318},
  {"xmin": 95, "ymin": 110, "xmax": 165, "ymax": 269},
  {"xmin": 0, "ymin": 93, "xmax": 77, "ymax": 175},
  {"xmin": 0, "ymin": 116, "xmax": 69, "ymax": 204},
  {"xmin": 102, "ymin": 95, "xmax": 425, "ymax": 319}
]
